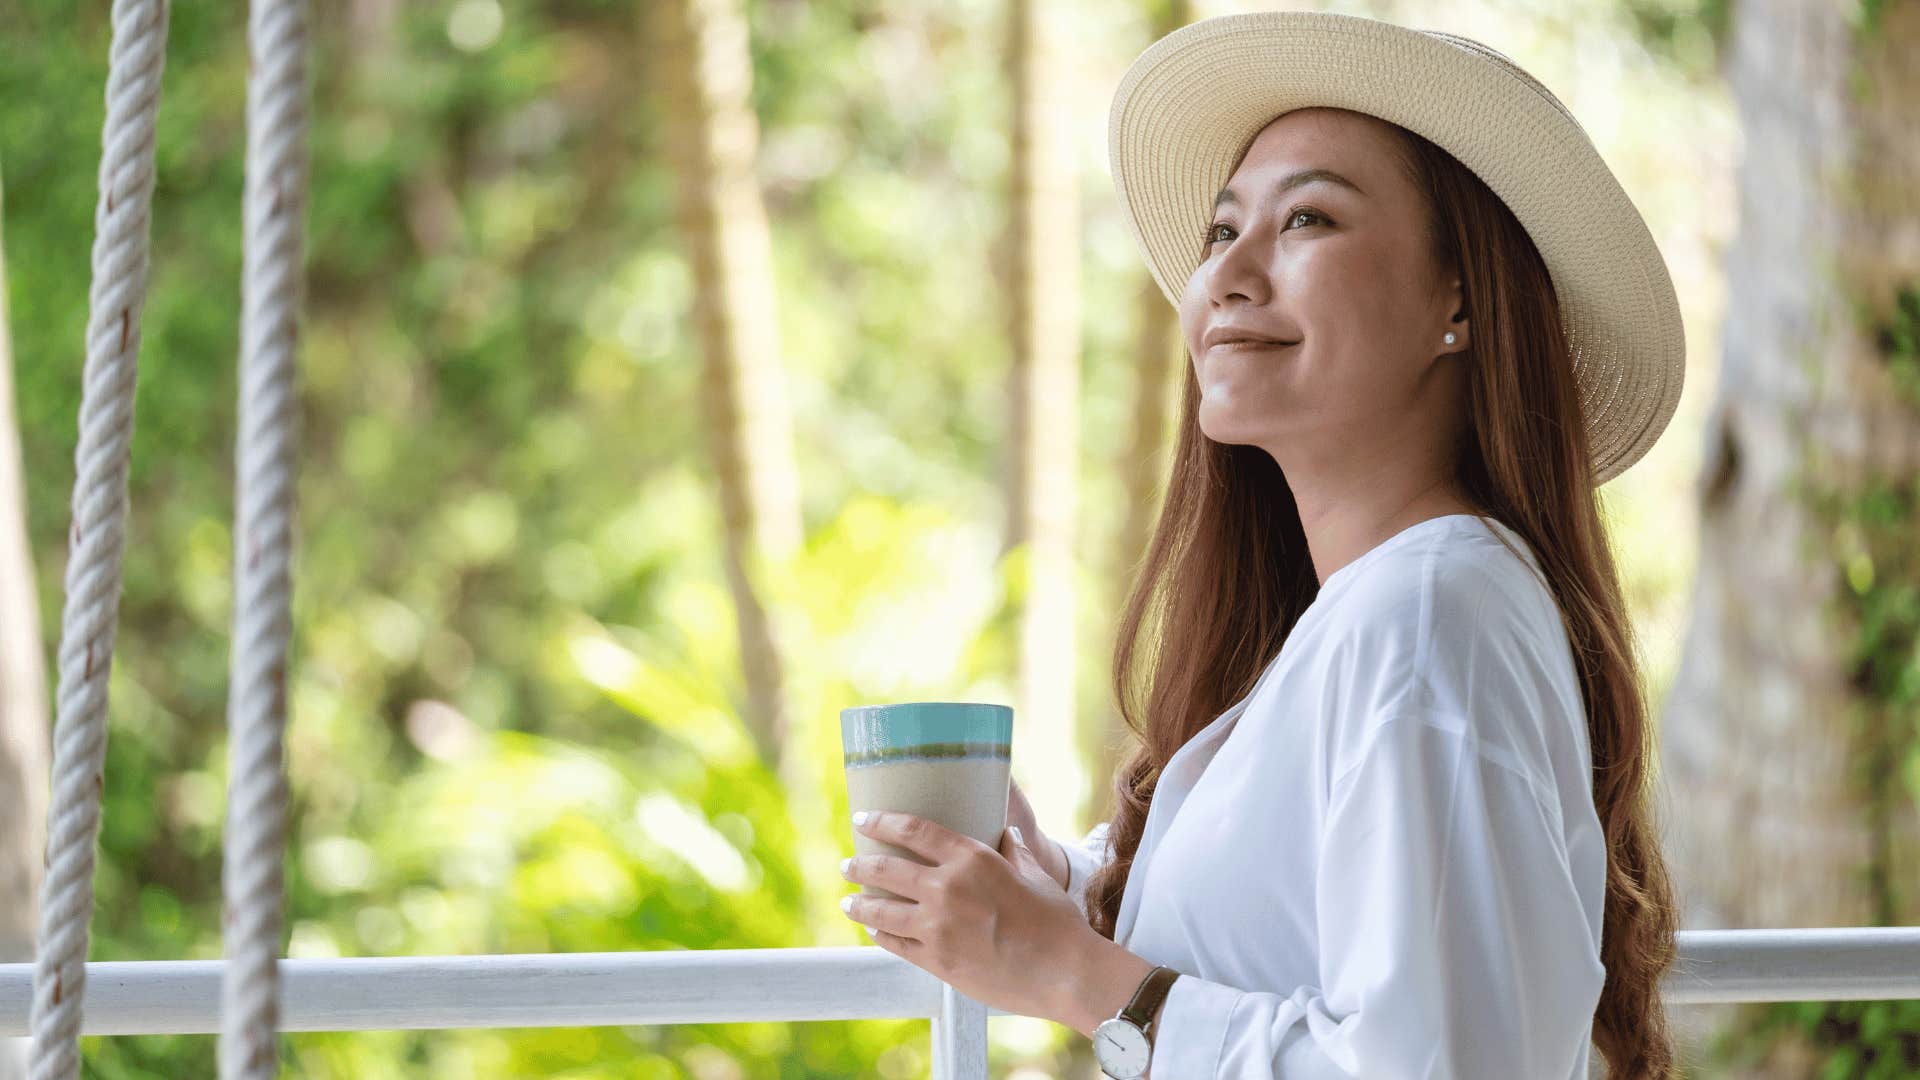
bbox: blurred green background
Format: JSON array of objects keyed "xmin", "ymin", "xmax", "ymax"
[{"xmin": 2, "ymin": 0, "xmax": 1754, "ymax": 1076}]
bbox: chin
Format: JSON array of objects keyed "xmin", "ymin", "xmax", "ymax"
[{"xmin": 1195, "ymin": 406, "xmax": 1263, "ymax": 448}]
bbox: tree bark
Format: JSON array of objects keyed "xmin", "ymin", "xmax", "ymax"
[
  {"xmin": 0, "ymin": 162, "xmax": 51, "ymax": 1080},
  {"xmin": 653, "ymin": 0, "xmax": 805, "ymax": 775},
  {"xmin": 1002, "ymin": 0, "xmax": 1087, "ymax": 849},
  {"xmin": 1661, "ymin": 0, "xmax": 1920, "ymax": 1073},
  {"xmin": 649, "ymin": 0, "xmax": 856, "ymax": 950},
  {"xmin": 1096, "ymin": 0, "xmax": 1193, "ymax": 845}
]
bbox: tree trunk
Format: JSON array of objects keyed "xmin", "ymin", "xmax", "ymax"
[
  {"xmin": 0, "ymin": 163, "xmax": 51, "ymax": 1080},
  {"xmin": 1660, "ymin": 0, "xmax": 1920, "ymax": 1074},
  {"xmin": 1002, "ymin": 0, "xmax": 1087, "ymax": 850},
  {"xmin": 652, "ymin": 0, "xmax": 805, "ymax": 774},
  {"xmin": 1095, "ymin": 0, "xmax": 1193, "ymax": 842},
  {"xmin": 649, "ymin": 0, "xmax": 852, "ymax": 948}
]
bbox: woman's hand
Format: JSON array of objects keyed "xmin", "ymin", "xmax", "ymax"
[
  {"xmin": 839, "ymin": 810, "xmax": 1098, "ymax": 1022},
  {"xmin": 1007, "ymin": 777, "xmax": 1069, "ymax": 889}
]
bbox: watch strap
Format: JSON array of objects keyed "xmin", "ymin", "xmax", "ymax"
[{"xmin": 1118, "ymin": 964, "xmax": 1181, "ymax": 1036}]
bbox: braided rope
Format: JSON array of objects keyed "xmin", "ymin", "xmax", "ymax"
[
  {"xmin": 218, "ymin": 0, "xmax": 308, "ymax": 1075},
  {"xmin": 27, "ymin": 1, "xmax": 170, "ymax": 1075}
]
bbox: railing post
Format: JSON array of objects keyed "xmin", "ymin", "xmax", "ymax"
[{"xmin": 929, "ymin": 982, "xmax": 989, "ymax": 1079}]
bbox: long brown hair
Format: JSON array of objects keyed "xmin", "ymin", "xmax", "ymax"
[{"xmin": 1085, "ymin": 115, "xmax": 1681, "ymax": 1078}]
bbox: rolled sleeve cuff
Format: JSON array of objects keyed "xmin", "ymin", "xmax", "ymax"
[
  {"xmin": 1147, "ymin": 972, "xmax": 1240, "ymax": 1079},
  {"xmin": 1061, "ymin": 825, "xmax": 1111, "ymax": 918}
]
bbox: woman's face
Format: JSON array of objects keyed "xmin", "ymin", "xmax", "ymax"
[{"xmin": 1178, "ymin": 107, "xmax": 1470, "ymax": 468}]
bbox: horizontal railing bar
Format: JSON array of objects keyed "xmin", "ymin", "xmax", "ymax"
[
  {"xmin": 0, "ymin": 948, "xmax": 950, "ymax": 1035},
  {"xmin": 1658, "ymin": 927, "xmax": 1920, "ymax": 1004},
  {"xmin": 1, "ymin": 929, "xmax": 1915, "ymax": 1036}
]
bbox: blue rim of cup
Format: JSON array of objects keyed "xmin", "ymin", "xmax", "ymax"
[{"xmin": 841, "ymin": 702, "xmax": 1012, "ymax": 768}]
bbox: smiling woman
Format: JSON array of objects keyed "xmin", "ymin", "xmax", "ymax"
[
  {"xmin": 1180, "ymin": 109, "xmax": 1474, "ymax": 482},
  {"xmin": 1077, "ymin": 9, "xmax": 1690, "ymax": 1080}
]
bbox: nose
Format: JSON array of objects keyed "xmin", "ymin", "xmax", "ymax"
[{"xmin": 1201, "ymin": 227, "xmax": 1274, "ymax": 308}]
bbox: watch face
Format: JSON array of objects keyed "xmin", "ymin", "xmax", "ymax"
[{"xmin": 1092, "ymin": 1018, "xmax": 1151, "ymax": 1078}]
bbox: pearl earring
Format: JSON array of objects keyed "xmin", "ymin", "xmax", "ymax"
[{"xmin": 1443, "ymin": 332, "xmax": 1457, "ymax": 345}]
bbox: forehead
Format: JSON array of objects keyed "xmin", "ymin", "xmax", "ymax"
[{"xmin": 1217, "ymin": 107, "xmax": 1406, "ymax": 202}]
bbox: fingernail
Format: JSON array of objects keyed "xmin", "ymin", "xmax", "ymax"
[
  {"xmin": 839, "ymin": 857, "xmax": 851, "ymax": 875},
  {"xmin": 839, "ymin": 895, "xmax": 853, "ymax": 913},
  {"xmin": 851, "ymin": 811, "xmax": 870, "ymax": 827},
  {"xmin": 866, "ymin": 925, "xmax": 878, "ymax": 937},
  {"xmin": 1010, "ymin": 826, "xmax": 1024, "ymax": 845}
]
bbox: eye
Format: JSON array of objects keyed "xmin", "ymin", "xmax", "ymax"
[
  {"xmin": 1285, "ymin": 207, "xmax": 1328, "ymax": 230},
  {"xmin": 1200, "ymin": 208, "xmax": 1329, "ymax": 252}
]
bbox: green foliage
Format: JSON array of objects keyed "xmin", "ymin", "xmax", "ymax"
[
  {"xmin": 1869, "ymin": 283, "xmax": 1920, "ymax": 409},
  {"xmin": 1853, "ymin": 0, "xmax": 1896, "ymax": 41},
  {"xmin": 1615, "ymin": 0, "xmax": 1729, "ymax": 79},
  {"xmin": 4, "ymin": 0, "xmax": 1078, "ymax": 1073},
  {"xmin": 1708, "ymin": 999, "xmax": 1920, "ymax": 1078}
]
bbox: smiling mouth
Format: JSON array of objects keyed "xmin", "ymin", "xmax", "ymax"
[{"xmin": 1210, "ymin": 339, "xmax": 1300, "ymax": 350}]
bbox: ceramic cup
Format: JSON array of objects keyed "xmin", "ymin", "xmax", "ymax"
[{"xmin": 841, "ymin": 702, "xmax": 1013, "ymax": 901}]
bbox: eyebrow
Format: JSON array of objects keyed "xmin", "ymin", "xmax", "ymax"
[{"xmin": 1213, "ymin": 168, "xmax": 1365, "ymax": 211}]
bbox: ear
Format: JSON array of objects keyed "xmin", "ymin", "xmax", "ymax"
[{"xmin": 1440, "ymin": 276, "xmax": 1470, "ymax": 354}]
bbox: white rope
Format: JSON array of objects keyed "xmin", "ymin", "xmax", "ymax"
[
  {"xmin": 218, "ymin": 0, "xmax": 308, "ymax": 1074},
  {"xmin": 27, "ymin": 1, "xmax": 170, "ymax": 1075}
]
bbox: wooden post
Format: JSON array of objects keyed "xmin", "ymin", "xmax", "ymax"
[{"xmin": 930, "ymin": 983, "xmax": 990, "ymax": 1079}]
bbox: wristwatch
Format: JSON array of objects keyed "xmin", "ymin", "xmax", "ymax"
[{"xmin": 1092, "ymin": 964, "xmax": 1181, "ymax": 1079}]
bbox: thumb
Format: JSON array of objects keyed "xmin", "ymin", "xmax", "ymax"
[
  {"xmin": 998, "ymin": 822, "xmax": 1044, "ymax": 876},
  {"xmin": 1003, "ymin": 824, "xmax": 1032, "ymax": 864}
]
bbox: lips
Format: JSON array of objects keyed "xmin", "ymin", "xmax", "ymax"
[
  {"xmin": 1203, "ymin": 325, "xmax": 1302, "ymax": 351},
  {"xmin": 1208, "ymin": 338, "xmax": 1300, "ymax": 351}
]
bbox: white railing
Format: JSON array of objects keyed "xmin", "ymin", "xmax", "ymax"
[{"xmin": 2, "ymin": 927, "xmax": 1918, "ymax": 1076}]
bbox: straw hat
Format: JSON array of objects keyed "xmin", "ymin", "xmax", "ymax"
[{"xmin": 1108, "ymin": 9, "xmax": 1685, "ymax": 488}]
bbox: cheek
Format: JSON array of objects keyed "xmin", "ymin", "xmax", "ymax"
[{"xmin": 1296, "ymin": 256, "xmax": 1415, "ymax": 353}]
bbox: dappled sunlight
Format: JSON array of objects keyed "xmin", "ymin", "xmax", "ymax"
[{"xmin": 4, "ymin": 0, "xmax": 1847, "ymax": 1074}]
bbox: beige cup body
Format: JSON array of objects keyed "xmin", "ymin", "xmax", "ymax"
[{"xmin": 845, "ymin": 756, "xmax": 1010, "ymax": 901}]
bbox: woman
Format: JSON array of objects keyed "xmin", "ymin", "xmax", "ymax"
[{"xmin": 839, "ymin": 11, "xmax": 1683, "ymax": 1078}]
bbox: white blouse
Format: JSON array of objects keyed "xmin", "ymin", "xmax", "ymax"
[{"xmin": 1059, "ymin": 513, "xmax": 1607, "ymax": 1079}]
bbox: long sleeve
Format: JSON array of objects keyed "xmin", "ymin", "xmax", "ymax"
[
  {"xmin": 1060, "ymin": 821, "xmax": 1113, "ymax": 920},
  {"xmin": 1146, "ymin": 713, "xmax": 1605, "ymax": 1079}
]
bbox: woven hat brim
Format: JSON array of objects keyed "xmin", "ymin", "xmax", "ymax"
[{"xmin": 1107, "ymin": 10, "xmax": 1685, "ymax": 488}]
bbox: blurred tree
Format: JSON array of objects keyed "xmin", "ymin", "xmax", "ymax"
[
  {"xmin": 653, "ymin": 0, "xmax": 805, "ymax": 771},
  {"xmin": 0, "ymin": 158, "xmax": 51, "ymax": 1080},
  {"xmin": 3, "ymin": 0, "xmax": 939, "ymax": 1072},
  {"xmin": 1002, "ymin": 0, "xmax": 1087, "ymax": 839},
  {"xmin": 1662, "ymin": 0, "xmax": 1920, "ymax": 1074},
  {"xmin": 1097, "ymin": 0, "xmax": 1193, "ymax": 850},
  {"xmin": 651, "ymin": 0, "xmax": 841, "ymax": 947}
]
